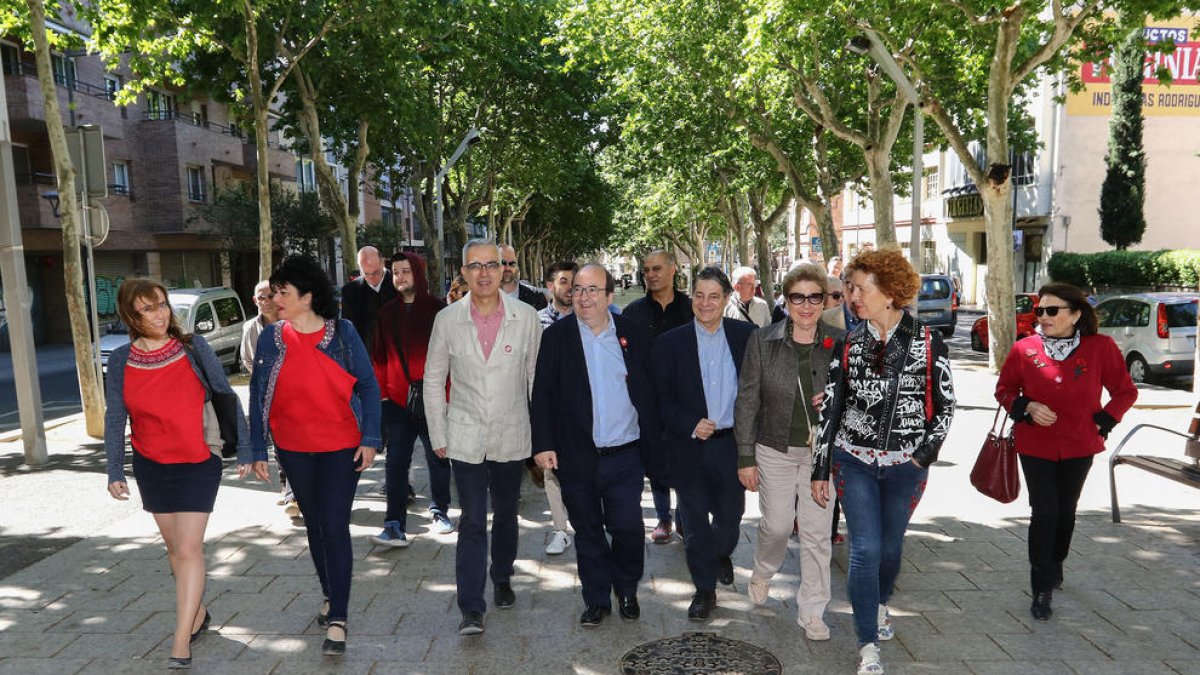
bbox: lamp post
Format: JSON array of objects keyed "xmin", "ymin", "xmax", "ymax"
[
  {"xmin": 847, "ymin": 29, "xmax": 924, "ymax": 272},
  {"xmin": 434, "ymin": 127, "xmax": 481, "ymax": 291}
]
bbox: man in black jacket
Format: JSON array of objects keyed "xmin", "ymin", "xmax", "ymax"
[
  {"xmin": 340, "ymin": 246, "xmax": 396, "ymax": 348},
  {"xmin": 499, "ymin": 244, "xmax": 548, "ymax": 310}
]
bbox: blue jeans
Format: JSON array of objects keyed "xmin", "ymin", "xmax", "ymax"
[
  {"xmin": 675, "ymin": 435, "xmax": 745, "ymax": 592},
  {"xmin": 451, "ymin": 458, "xmax": 523, "ymax": 614},
  {"xmin": 833, "ymin": 449, "xmax": 928, "ymax": 646},
  {"xmin": 382, "ymin": 401, "xmax": 451, "ymax": 526},
  {"xmin": 560, "ymin": 448, "xmax": 645, "ymax": 608},
  {"xmin": 276, "ymin": 447, "xmax": 362, "ymax": 622}
]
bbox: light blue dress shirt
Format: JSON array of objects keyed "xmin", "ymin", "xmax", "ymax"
[
  {"xmin": 695, "ymin": 319, "xmax": 737, "ymax": 430},
  {"xmin": 579, "ymin": 316, "xmax": 640, "ymax": 448}
]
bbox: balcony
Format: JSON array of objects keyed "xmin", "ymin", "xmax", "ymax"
[{"xmin": 3, "ymin": 61, "xmax": 129, "ymax": 132}]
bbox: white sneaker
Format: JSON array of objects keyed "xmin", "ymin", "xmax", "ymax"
[
  {"xmin": 798, "ymin": 616, "xmax": 830, "ymax": 641},
  {"xmin": 546, "ymin": 530, "xmax": 571, "ymax": 555},
  {"xmin": 747, "ymin": 579, "xmax": 769, "ymax": 606},
  {"xmin": 857, "ymin": 643, "xmax": 884, "ymax": 675},
  {"xmin": 877, "ymin": 604, "xmax": 894, "ymax": 641},
  {"xmin": 283, "ymin": 500, "xmax": 301, "ymax": 518}
]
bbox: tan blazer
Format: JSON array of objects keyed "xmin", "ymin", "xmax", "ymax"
[{"xmin": 424, "ymin": 292, "xmax": 541, "ymax": 464}]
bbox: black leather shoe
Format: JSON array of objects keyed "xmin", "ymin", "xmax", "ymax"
[
  {"xmin": 617, "ymin": 594, "xmax": 640, "ymax": 620},
  {"xmin": 458, "ymin": 611, "xmax": 485, "ymax": 635},
  {"xmin": 167, "ymin": 656, "xmax": 191, "ymax": 669},
  {"xmin": 494, "ymin": 582, "xmax": 516, "ymax": 609},
  {"xmin": 189, "ymin": 609, "xmax": 211, "ymax": 644},
  {"xmin": 718, "ymin": 557, "xmax": 735, "ymax": 586},
  {"xmin": 580, "ymin": 605, "xmax": 611, "ymax": 627},
  {"xmin": 687, "ymin": 591, "xmax": 716, "ymax": 621},
  {"xmin": 1031, "ymin": 592, "xmax": 1053, "ymax": 621},
  {"xmin": 321, "ymin": 621, "xmax": 346, "ymax": 655}
]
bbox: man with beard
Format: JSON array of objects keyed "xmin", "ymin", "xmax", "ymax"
[{"xmin": 499, "ymin": 244, "xmax": 548, "ymax": 310}]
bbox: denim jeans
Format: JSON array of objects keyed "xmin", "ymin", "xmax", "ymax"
[
  {"xmin": 450, "ymin": 458, "xmax": 523, "ymax": 614},
  {"xmin": 382, "ymin": 401, "xmax": 451, "ymax": 527},
  {"xmin": 675, "ymin": 435, "xmax": 744, "ymax": 592},
  {"xmin": 1019, "ymin": 454, "xmax": 1093, "ymax": 593},
  {"xmin": 833, "ymin": 449, "xmax": 928, "ymax": 646},
  {"xmin": 276, "ymin": 447, "xmax": 362, "ymax": 622}
]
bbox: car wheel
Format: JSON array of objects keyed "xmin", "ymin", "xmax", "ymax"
[
  {"xmin": 1127, "ymin": 353, "xmax": 1150, "ymax": 384},
  {"xmin": 940, "ymin": 325, "xmax": 955, "ymax": 338},
  {"xmin": 971, "ymin": 331, "xmax": 984, "ymax": 352}
]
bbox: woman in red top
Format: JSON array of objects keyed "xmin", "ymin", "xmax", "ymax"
[
  {"xmin": 995, "ymin": 282, "xmax": 1137, "ymax": 622},
  {"xmin": 104, "ymin": 278, "xmax": 268, "ymax": 669}
]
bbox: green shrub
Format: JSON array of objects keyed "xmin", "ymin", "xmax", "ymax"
[{"xmin": 1048, "ymin": 250, "xmax": 1200, "ymax": 290}]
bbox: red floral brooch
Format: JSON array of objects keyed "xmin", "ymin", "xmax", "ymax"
[
  {"xmin": 619, "ymin": 337, "xmax": 629, "ymax": 349},
  {"xmin": 822, "ymin": 336, "xmax": 834, "ymax": 349}
]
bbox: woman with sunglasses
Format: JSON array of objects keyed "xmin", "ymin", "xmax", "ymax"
[
  {"xmin": 995, "ymin": 282, "xmax": 1136, "ymax": 622},
  {"xmin": 811, "ymin": 248, "xmax": 955, "ymax": 675},
  {"xmin": 735, "ymin": 263, "xmax": 843, "ymax": 640}
]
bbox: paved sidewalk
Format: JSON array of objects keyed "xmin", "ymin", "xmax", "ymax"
[{"xmin": 1, "ymin": 364, "xmax": 1198, "ymax": 674}]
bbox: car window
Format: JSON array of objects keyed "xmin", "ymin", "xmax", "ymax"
[
  {"xmin": 919, "ymin": 278, "xmax": 950, "ymax": 301},
  {"xmin": 1015, "ymin": 296, "xmax": 1033, "ymax": 314},
  {"xmin": 213, "ymin": 297, "xmax": 244, "ymax": 328},
  {"xmin": 1096, "ymin": 300, "xmax": 1119, "ymax": 327},
  {"xmin": 1133, "ymin": 302, "xmax": 1150, "ymax": 327},
  {"xmin": 1165, "ymin": 301, "xmax": 1198, "ymax": 328},
  {"xmin": 194, "ymin": 302, "xmax": 215, "ymax": 334}
]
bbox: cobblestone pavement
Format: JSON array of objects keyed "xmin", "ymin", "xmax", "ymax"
[{"xmin": 1, "ymin": 361, "xmax": 1198, "ymax": 674}]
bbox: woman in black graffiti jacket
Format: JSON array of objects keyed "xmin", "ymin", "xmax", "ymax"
[{"xmin": 811, "ymin": 248, "xmax": 956, "ymax": 675}]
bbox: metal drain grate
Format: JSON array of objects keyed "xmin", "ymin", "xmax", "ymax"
[{"xmin": 620, "ymin": 631, "xmax": 782, "ymax": 675}]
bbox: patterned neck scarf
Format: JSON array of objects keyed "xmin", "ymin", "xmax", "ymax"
[{"xmin": 1038, "ymin": 326, "xmax": 1081, "ymax": 361}]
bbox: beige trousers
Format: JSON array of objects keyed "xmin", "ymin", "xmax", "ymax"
[
  {"xmin": 544, "ymin": 467, "xmax": 569, "ymax": 532},
  {"xmin": 752, "ymin": 443, "xmax": 835, "ymax": 621}
]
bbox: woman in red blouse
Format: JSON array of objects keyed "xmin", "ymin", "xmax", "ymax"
[
  {"xmin": 104, "ymin": 279, "xmax": 268, "ymax": 669},
  {"xmin": 996, "ymin": 282, "xmax": 1137, "ymax": 622}
]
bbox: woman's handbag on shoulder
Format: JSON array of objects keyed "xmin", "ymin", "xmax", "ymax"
[{"xmin": 971, "ymin": 407, "xmax": 1020, "ymax": 503}]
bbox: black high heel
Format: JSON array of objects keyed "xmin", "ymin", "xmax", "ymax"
[
  {"xmin": 189, "ymin": 609, "xmax": 211, "ymax": 644},
  {"xmin": 317, "ymin": 599, "xmax": 330, "ymax": 626},
  {"xmin": 322, "ymin": 621, "xmax": 347, "ymax": 656},
  {"xmin": 167, "ymin": 655, "xmax": 192, "ymax": 669}
]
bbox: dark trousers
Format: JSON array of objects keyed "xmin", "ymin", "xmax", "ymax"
[
  {"xmin": 1020, "ymin": 454, "xmax": 1094, "ymax": 594},
  {"xmin": 382, "ymin": 401, "xmax": 451, "ymax": 526},
  {"xmin": 275, "ymin": 447, "xmax": 362, "ymax": 622},
  {"xmin": 560, "ymin": 448, "xmax": 645, "ymax": 608},
  {"xmin": 650, "ymin": 479, "xmax": 673, "ymax": 522},
  {"xmin": 675, "ymin": 435, "xmax": 745, "ymax": 592},
  {"xmin": 451, "ymin": 458, "xmax": 523, "ymax": 614}
]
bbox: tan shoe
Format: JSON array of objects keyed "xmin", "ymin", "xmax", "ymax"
[
  {"xmin": 799, "ymin": 616, "xmax": 831, "ymax": 641},
  {"xmin": 748, "ymin": 579, "xmax": 769, "ymax": 606}
]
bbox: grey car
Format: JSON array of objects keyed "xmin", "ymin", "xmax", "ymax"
[
  {"xmin": 101, "ymin": 287, "xmax": 246, "ymax": 374},
  {"xmin": 916, "ymin": 274, "xmax": 957, "ymax": 337}
]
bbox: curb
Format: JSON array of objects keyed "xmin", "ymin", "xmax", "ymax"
[{"xmin": 0, "ymin": 412, "xmax": 86, "ymax": 443}]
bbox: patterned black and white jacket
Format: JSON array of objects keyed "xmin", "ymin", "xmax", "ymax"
[{"xmin": 812, "ymin": 311, "xmax": 955, "ymax": 481}]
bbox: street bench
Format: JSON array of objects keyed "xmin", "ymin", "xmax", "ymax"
[{"xmin": 1109, "ymin": 406, "xmax": 1200, "ymax": 523}]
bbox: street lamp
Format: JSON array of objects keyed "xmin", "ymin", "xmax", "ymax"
[
  {"xmin": 434, "ymin": 127, "xmax": 482, "ymax": 290},
  {"xmin": 847, "ymin": 29, "xmax": 924, "ymax": 272}
]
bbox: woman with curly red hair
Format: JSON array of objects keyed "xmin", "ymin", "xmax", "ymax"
[{"xmin": 812, "ymin": 248, "xmax": 956, "ymax": 675}]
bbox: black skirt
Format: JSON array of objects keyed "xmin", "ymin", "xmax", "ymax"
[{"xmin": 131, "ymin": 451, "xmax": 222, "ymax": 513}]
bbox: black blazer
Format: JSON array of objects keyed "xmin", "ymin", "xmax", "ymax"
[
  {"xmin": 651, "ymin": 317, "xmax": 755, "ymax": 488},
  {"xmin": 340, "ymin": 273, "xmax": 397, "ymax": 345},
  {"xmin": 531, "ymin": 313, "xmax": 661, "ymax": 485},
  {"xmin": 517, "ymin": 283, "xmax": 549, "ymax": 311}
]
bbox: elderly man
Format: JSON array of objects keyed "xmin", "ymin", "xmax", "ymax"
[
  {"xmin": 724, "ymin": 266, "xmax": 771, "ymax": 328},
  {"xmin": 341, "ymin": 246, "xmax": 396, "ymax": 347},
  {"xmin": 651, "ymin": 266, "xmax": 755, "ymax": 621},
  {"xmin": 532, "ymin": 264, "xmax": 660, "ymax": 627},
  {"xmin": 821, "ymin": 273, "xmax": 861, "ymax": 332},
  {"xmin": 424, "ymin": 239, "xmax": 542, "ymax": 636},
  {"xmin": 622, "ymin": 250, "xmax": 692, "ymax": 543},
  {"xmin": 499, "ymin": 244, "xmax": 548, "ymax": 310}
]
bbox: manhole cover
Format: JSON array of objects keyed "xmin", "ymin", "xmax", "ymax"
[{"xmin": 620, "ymin": 631, "xmax": 782, "ymax": 675}]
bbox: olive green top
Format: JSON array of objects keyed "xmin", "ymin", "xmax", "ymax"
[{"xmin": 788, "ymin": 340, "xmax": 818, "ymax": 448}]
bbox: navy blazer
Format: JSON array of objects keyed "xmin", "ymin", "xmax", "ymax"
[
  {"xmin": 651, "ymin": 317, "xmax": 755, "ymax": 489},
  {"xmin": 531, "ymin": 312, "xmax": 662, "ymax": 485}
]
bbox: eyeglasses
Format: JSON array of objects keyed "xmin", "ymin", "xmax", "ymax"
[
  {"xmin": 501, "ymin": 260, "xmax": 519, "ymax": 268},
  {"xmin": 571, "ymin": 285, "xmax": 606, "ymax": 298},
  {"xmin": 465, "ymin": 261, "xmax": 501, "ymax": 273},
  {"xmin": 829, "ymin": 291, "xmax": 843, "ymax": 301},
  {"xmin": 255, "ymin": 293, "xmax": 275, "ymax": 301},
  {"xmin": 871, "ymin": 339, "xmax": 886, "ymax": 375},
  {"xmin": 787, "ymin": 292, "xmax": 827, "ymax": 306},
  {"xmin": 1034, "ymin": 305, "xmax": 1070, "ymax": 317},
  {"xmin": 136, "ymin": 300, "xmax": 170, "ymax": 317}
]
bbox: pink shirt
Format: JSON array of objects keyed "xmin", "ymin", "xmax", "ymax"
[{"xmin": 470, "ymin": 299, "xmax": 503, "ymax": 360}]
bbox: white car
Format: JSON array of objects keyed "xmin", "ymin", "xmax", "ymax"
[{"xmin": 1094, "ymin": 292, "xmax": 1197, "ymax": 384}]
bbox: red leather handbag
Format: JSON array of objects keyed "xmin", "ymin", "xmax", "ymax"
[{"xmin": 971, "ymin": 407, "xmax": 1020, "ymax": 503}]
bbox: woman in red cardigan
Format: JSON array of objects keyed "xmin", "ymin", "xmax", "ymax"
[{"xmin": 995, "ymin": 282, "xmax": 1137, "ymax": 622}]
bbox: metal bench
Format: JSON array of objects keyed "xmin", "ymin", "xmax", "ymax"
[{"xmin": 1109, "ymin": 411, "xmax": 1200, "ymax": 523}]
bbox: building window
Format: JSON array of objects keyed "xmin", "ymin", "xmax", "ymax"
[
  {"xmin": 186, "ymin": 166, "xmax": 206, "ymax": 202},
  {"xmin": 1, "ymin": 43, "xmax": 21, "ymax": 75},
  {"xmin": 146, "ymin": 90, "xmax": 177, "ymax": 120},
  {"xmin": 295, "ymin": 158, "xmax": 316, "ymax": 193},
  {"xmin": 104, "ymin": 75, "xmax": 122, "ymax": 101},
  {"xmin": 924, "ymin": 167, "xmax": 939, "ymax": 199},
  {"xmin": 1012, "ymin": 151, "xmax": 1036, "ymax": 186},
  {"xmin": 190, "ymin": 101, "xmax": 208, "ymax": 127},
  {"xmin": 112, "ymin": 161, "xmax": 130, "ymax": 195},
  {"xmin": 51, "ymin": 54, "xmax": 75, "ymax": 88}
]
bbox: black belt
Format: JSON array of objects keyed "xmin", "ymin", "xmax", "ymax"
[
  {"xmin": 596, "ymin": 440, "xmax": 638, "ymax": 457},
  {"xmin": 708, "ymin": 427, "xmax": 734, "ymax": 440}
]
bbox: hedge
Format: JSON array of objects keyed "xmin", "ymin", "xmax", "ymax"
[{"xmin": 1047, "ymin": 250, "xmax": 1200, "ymax": 290}]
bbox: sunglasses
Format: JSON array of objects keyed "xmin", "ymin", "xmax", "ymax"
[
  {"xmin": 829, "ymin": 291, "xmax": 843, "ymax": 301},
  {"xmin": 787, "ymin": 292, "xmax": 827, "ymax": 306},
  {"xmin": 501, "ymin": 260, "xmax": 519, "ymax": 268},
  {"xmin": 1034, "ymin": 305, "xmax": 1070, "ymax": 317},
  {"xmin": 871, "ymin": 339, "xmax": 886, "ymax": 375}
]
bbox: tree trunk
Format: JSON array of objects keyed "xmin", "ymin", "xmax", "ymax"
[
  {"xmin": 865, "ymin": 148, "xmax": 897, "ymax": 247},
  {"xmin": 27, "ymin": 0, "xmax": 104, "ymax": 437},
  {"xmin": 292, "ymin": 67, "xmax": 357, "ymax": 268},
  {"xmin": 242, "ymin": 0, "xmax": 273, "ymax": 281},
  {"xmin": 345, "ymin": 119, "xmax": 369, "ymax": 224}
]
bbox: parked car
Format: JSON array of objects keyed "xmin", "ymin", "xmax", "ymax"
[
  {"xmin": 970, "ymin": 293, "xmax": 1040, "ymax": 352},
  {"xmin": 1094, "ymin": 292, "xmax": 1197, "ymax": 384},
  {"xmin": 916, "ymin": 274, "xmax": 957, "ymax": 337},
  {"xmin": 100, "ymin": 287, "xmax": 246, "ymax": 374}
]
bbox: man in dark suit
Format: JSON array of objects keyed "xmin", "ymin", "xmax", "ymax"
[
  {"xmin": 651, "ymin": 266, "xmax": 755, "ymax": 621},
  {"xmin": 532, "ymin": 264, "xmax": 660, "ymax": 628},
  {"xmin": 340, "ymin": 246, "xmax": 396, "ymax": 347},
  {"xmin": 499, "ymin": 244, "xmax": 548, "ymax": 310}
]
